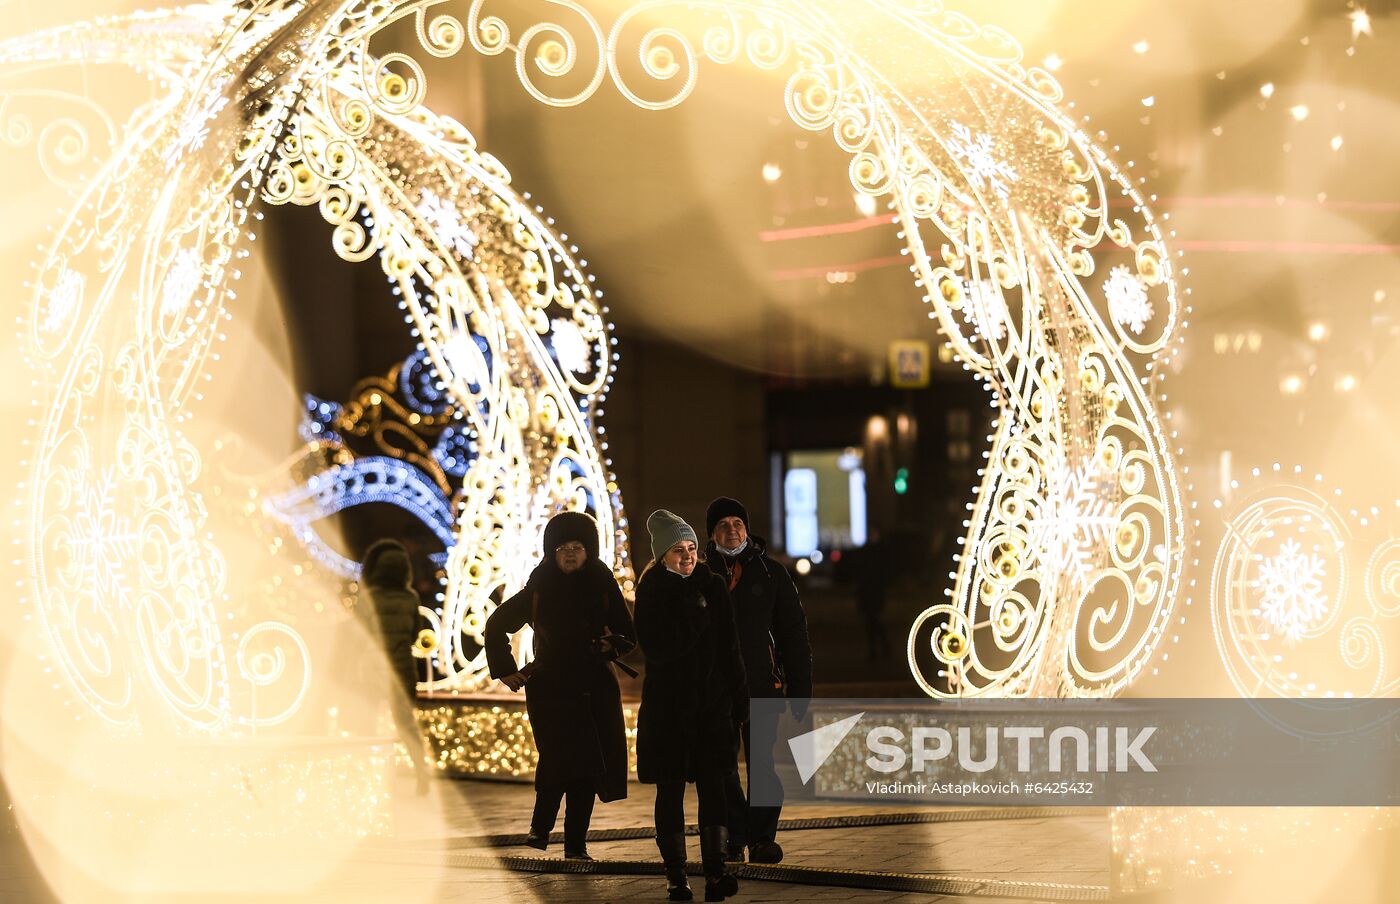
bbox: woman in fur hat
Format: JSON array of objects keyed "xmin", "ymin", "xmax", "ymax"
[
  {"xmin": 485, "ymin": 511, "xmax": 635, "ymax": 859},
  {"xmin": 635, "ymin": 509, "xmax": 746, "ymax": 901}
]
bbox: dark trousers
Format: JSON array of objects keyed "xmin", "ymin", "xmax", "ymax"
[
  {"xmin": 531, "ymin": 781, "xmax": 596, "ymax": 850},
  {"xmin": 654, "ymin": 774, "xmax": 727, "ymax": 837},
  {"xmin": 724, "ymin": 716, "xmax": 782, "ymax": 848}
]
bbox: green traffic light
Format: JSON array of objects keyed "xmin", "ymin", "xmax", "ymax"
[{"xmin": 894, "ymin": 467, "xmax": 909, "ymax": 495}]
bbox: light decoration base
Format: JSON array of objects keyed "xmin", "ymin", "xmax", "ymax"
[{"xmin": 416, "ymin": 696, "xmax": 639, "ymax": 780}]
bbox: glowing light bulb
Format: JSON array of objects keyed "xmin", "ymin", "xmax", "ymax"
[
  {"xmin": 1289, "ymin": 105, "xmax": 1309, "ymax": 121},
  {"xmin": 854, "ymin": 192, "xmax": 878, "ymax": 217},
  {"xmin": 1260, "ymin": 82, "xmax": 1275, "ymax": 99},
  {"xmin": 1043, "ymin": 53, "xmax": 1063, "ymax": 71},
  {"xmin": 762, "ymin": 162, "xmax": 782, "ymax": 182},
  {"xmin": 1349, "ymin": 8, "xmax": 1372, "ymax": 40}
]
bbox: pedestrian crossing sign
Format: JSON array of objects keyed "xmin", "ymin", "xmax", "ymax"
[{"xmin": 889, "ymin": 340, "xmax": 931, "ymax": 388}]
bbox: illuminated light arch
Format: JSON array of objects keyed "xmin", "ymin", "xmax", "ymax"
[{"xmin": 11, "ymin": 0, "xmax": 1189, "ymax": 718}]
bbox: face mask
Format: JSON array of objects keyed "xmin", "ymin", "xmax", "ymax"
[
  {"xmin": 717, "ymin": 539, "xmax": 747, "ymax": 557},
  {"xmin": 663, "ymin": 563, "xmax": 690, "ymax": 576}
]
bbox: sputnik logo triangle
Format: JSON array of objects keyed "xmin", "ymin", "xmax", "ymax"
[{"xmin": 788, "ymin": 712, "xmax": 865, "ymax": 785}]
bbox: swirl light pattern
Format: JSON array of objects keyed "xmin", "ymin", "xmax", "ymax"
[
  {"xmin": 11, "ymin": 0, "xmax": 1187, "ymax": 713},
  {"xmin": 11, "ymin": 7, "xmax": 302, "ymax": 729},
  {"xmin": 380, "ymin": 0, "xmax": 1190, "ymax": 697},
  {"xmin": 13, "ymin": 0, "xmax": 630, "ymax": 707},
  {"xmin": 262, "ymin": 88, "xmax": 629, "ymax": 691}
]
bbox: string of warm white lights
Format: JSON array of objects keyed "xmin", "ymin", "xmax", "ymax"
[
  {"xmin": 262, "ymin": 68, "xmax": 633, "ymax": 692},
  {"xmin": 417, "ymin": 699, "xmax": 640, "ymax": 778}
]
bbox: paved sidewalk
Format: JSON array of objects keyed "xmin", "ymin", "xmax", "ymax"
[
  {"xmin": 349, "ymin": 774, "xmax": 1111, "ymax": 903},
  {"xmin": 0, "ymin": 771, "xmax": 1108, "ymax": 902}
]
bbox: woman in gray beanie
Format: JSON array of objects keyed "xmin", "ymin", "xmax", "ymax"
[{"xmin": 634, "ymin": 510, "xmax": 746, "ymax": 901}]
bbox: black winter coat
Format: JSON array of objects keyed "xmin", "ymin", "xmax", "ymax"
[
  {"xmin": 484, "ymin": 558, "xmax": 635, "ymax": 801},
  {"xmin": 361, "ymin": 543, "xmax": 422, "ymax": 697},
  {"xmin": 634, "ymin": 562, "xmax": 747, "ymax": 784},
  {"xmin": 705, "ymin": 536, "xmax": 813, "ymax": 700}
]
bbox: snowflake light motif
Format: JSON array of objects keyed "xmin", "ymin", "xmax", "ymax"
[
  {"xmin": 1254, "ymin": 539, "xmax": 1328, "ymax": 642},
  {"xmin": 160, "ymin": 248, "xmax": 203, "ymax": 320},
  {"xmin": 962, "ymin": 278, "xmax": 1008, "ymax": 341},
  {"xmin": 947, "ymin": 122, "xmax": 1018, "ymax": 202},
  {"xmin": 418, "ymin": 189, "xmax": 478, "ymax": 259},
  {"xmin": 69, "ymin": 471, "xmax": 138, "ymax": 601},
  {"xmin": 166, "ymin": 94, "xmax": 229, "ymax": 166},
  {"xmin": 42, "ymin": 266, "xmax": 85, "ymax": 335},
  {"xmin": 441, "ymin": 330, "xmax": 489, "ymax": 388},
  {"xmin": 549, "ymin": 318, "xmax": 592, "ymax": 374},
  {"xmin": 1103, "ymin": 265, "xmax": 1152, "ymax": 335},
  {"xmin": 1029, "ymin": 464, "xmax": 1117, "ymax": 580}
]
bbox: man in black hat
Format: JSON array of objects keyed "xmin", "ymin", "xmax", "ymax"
[{"xmin": 704, "ymin": 496, "xmax": 812, "ymax": 864}]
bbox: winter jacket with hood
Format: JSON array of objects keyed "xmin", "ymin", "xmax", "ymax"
[
  {"xmin": 704, "ymin": 535, "xmax": 813, "ymax": 700},
  {"xmin": 360, "ymin": 539, "xmax": 422, "ymax": 696}
]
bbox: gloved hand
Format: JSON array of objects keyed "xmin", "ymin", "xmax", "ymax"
[
  {"xmin": 591, "ymin": 631, "xmax": 636, "ymax": 661},
  {"xmin": 732, "ymin": 689, "xmax": 750, "ymax": 725}
]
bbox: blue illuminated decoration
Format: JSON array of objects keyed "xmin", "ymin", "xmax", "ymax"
[
  {"xmin": 288, "ymin": 523, "xmax": 363, "ymax": 581},
  {"xmin": 398, "ymin": 349, "xmax": 452, "ymax": 416},
  {"xmin": 432, "ymin": 425, "xmax": 477, "ymax": 477},
  {"xmin": 285, "ymin": 348, "xmax": 489, "ymax": 587},
  {"xmin": 300, "ymin": 394, "xmax": 342, "ymax": 444},
  {"xmin": 267, "ymin": 456, "xmax": 457, "ymax": 550}
]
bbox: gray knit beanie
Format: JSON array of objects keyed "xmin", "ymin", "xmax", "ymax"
[{"xmin": 647, "ymin": 509, "xmax": 697, "ymax": 563}]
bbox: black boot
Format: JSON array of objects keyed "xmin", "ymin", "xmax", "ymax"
[
  {"xmin": 700, "ymin": 826, "xmax": 738, "ymax": 901},
  {"xmin": 526, "ymin": 790, "xmax": 560, "ymax": 851},
  {"xmin": 562, "ymin": 788, "xmax": 596, "ymax": 860},
  {"xmin": 656, "ymin": 831, "xmax": 693, "ymax": 901}
]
